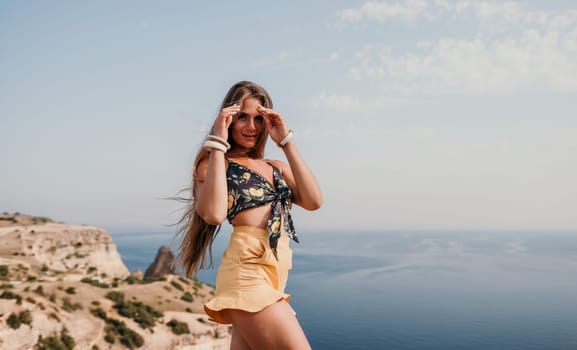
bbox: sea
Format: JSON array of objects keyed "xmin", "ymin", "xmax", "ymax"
[{"xmin": 111, "ymin": 229, "xmax": 577, "ymax": 350}]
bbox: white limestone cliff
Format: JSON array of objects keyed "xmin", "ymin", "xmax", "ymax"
[
  {"xmin": 0, "ymin": 214, "xmax": 231, "ymax": 350},
  {"xmin": 4, "ymin": 222, "xmax": 129, "ymax": 278}
]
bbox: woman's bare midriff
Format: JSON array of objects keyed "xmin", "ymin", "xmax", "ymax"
[{"xmin": 230, "ymin": 203, "xmax": 273, "ymax": 229}]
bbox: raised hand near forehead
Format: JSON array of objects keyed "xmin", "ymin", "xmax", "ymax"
[
  {"xmin": 256, "ymin": 105, "xmax": 290, "ymax": 145},
  {"xmin": 213, "ymin": 103, "xmax": 241, "ymax": 139}
]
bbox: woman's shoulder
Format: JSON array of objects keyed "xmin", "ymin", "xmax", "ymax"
[
  {"xmin": 266, "ymin": 159, "xmax": 290, "ymax": 175},
  {"xmin": 194, "ymin": 155, "xmax": 228, "ymax": 181},
  {"xmin": 266, "ymin": 158, "xmax": 285, "ymax": 168}
]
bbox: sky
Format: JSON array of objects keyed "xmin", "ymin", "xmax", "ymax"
[{"xmin": 1, "ymin": 0, "xmax": 576, "ymax": 232}]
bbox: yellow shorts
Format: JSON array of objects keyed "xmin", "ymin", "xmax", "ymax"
[{"xmin": 204, "ymin": 226, "xmax": 293, "ymax": 324}]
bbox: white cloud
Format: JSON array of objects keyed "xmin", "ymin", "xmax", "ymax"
[
  {"xmin": 440, "ymin": 0, "xmax": 526, "ymax": 22},
  {"xmin": 443, "ymin": 1, "xmax": 577, "ymax": 30},
  {"xmin": 337, "ymin": 1, "xmax": 577, "ymax": 94},
  {"xmin": 349, "ymin": 29, "xmax": 577, "ymax": 94},
  {"xmin": 338, "ymin": 1, "xmax": 577, "ymax": 29},
  {"xmin": 338, "ymin": 0, "xmax": 431, "ymax": 22}
]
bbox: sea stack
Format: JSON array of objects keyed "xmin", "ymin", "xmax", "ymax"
[{"xmin": 144, "ymin": 245, "xmax": 177, "ymax": 278}]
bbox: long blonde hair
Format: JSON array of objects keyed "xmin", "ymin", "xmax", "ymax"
[{"xmin": 176, "ymin": 81, "xmax": 273, "ymax": 276}]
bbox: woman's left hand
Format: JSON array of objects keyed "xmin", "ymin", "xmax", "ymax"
[{"xmin": 256, "ymin": 104, "xmax": 291, "ymax": 145}]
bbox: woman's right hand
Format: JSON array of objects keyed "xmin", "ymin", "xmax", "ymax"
[{"xmin": 213, "ymin": 104, "xmax": 240, "ymax": 139}]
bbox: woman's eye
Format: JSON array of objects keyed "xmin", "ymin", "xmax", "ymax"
[
  {"xmin": 237, "ymin": 114, "xmax": 247, "ymax": 120},
  {"xmin": 255, "ymin": 116, "xmax": 264, "ymax": 123}
]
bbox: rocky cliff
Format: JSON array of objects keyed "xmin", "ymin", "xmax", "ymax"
[
  {"xmin": 145, "ymin": 246, "xmax": 177, "ymax": 278},
  {"xmin": 0, "ymin": 213, "xmax": 230, "ymax": 350}
]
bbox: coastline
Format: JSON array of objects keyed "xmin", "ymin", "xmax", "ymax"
[{"xmin": 0, "ymin": 214, "xmax": 231, "ymax": 350}]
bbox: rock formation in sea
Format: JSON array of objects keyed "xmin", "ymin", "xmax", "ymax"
[
  {"xmin": 145, "ymin": 245, "xmax": 177, "ymax": 278},
  {"xmin": 0, "ymin": 213, "xmax": 230, "ymax": 350}
]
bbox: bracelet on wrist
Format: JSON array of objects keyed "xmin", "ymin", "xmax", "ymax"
[
  {"xmin": 278, "ymin": 130, "xmax": 294, "ymax": 147},
  {"xmin": 203, "ymin": 140, "xmax": 227, "ymax": 153},
  {"xmin": 206, "ymin": 135, "xmax": 231, "ymax": 150}
]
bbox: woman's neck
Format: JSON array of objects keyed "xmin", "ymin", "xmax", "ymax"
[{"xmin": 227, "ymin": 148, "xmax": 255, "ymax": 159}]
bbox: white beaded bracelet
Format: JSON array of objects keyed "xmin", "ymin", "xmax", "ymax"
[
  {"xmin": 203, "ymin": 140, "xmax": 227, "ymax": 153},
  {"xmin": 278, "ymin": 130, "xmax": 294, "ymax": 147},
  {"xmin": 206, "ymin": 135, "xmax": 231, "ymax": 150}
]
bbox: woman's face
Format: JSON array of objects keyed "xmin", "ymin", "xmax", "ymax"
[{"xmin": 230, "ymin": 97, "xmax": 264, "ymax": 150}]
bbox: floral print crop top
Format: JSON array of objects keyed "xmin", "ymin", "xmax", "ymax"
[{"xmin": 226, "ymin": 159, "xmax": 298, "ymax": 258}]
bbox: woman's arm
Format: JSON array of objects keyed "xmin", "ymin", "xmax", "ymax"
[
  {"xmin": 257, "ymin": 104, "xmax": 323, "ymax": 211},
  {"xmin": 195, "ymin": 103, "xmax": 240, "ymax": 224},
  {"xmin": 275, "ymin": 142, "xmax": 323, "ymax": 210},
  {"xmin": 195, "ymin": 151, "xmax": 228, "ymax": 225}
]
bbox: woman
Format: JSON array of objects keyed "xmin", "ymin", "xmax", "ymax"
[{"xmin": 177, "ymin": 81, "xmax": 322, "ymax": 349}]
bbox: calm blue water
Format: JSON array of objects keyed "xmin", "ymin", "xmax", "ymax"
[{"xmin": 111, "ymin": 229, "xmax": 577, "ymax": 349}]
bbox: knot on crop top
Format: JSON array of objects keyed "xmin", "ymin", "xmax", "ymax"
[{"xmin": 226, "ymin": 160, "xmax": 298, "ymax": 258}]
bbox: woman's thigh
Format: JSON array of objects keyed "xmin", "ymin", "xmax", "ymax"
[
  {"xmin": 231, "ymin": 326, "xmax": 251, "ymax": 350},
  {"xmin": 226, "ymin": 300, "xmax": 311, "ymax": 350}
]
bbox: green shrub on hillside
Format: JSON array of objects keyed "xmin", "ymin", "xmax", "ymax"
[
  {"xmin": 34, "ymin": 285, "xmax": 45, "ymax": 296},
  {"xmin": 6, "ymin": 313, "xmax": 21, "ymax": 329},
  {"xmin": 61, "ymin": 297, "xmax": 83, "ymax": 312},
  {"xmin": 167, "ymin": 319, "xmax": 190, "ymax": 335},
  {"xmin": 170, "ymin": 281, "xmax": 184, "ymax": 291},
  {"xmin": 144, "ymin": 276, "xmax": 166, "ymax": 283},
  {"xmin": 0, "ymin": 283, "xmax": 13, "ymax": 289},
  {"xmin": 80, "ymin": 277, "xmax": 109, "ymax": 288},
  {"xmin": 105, "ymin": 291, "xmax": 163, "ymax": 329},
  {"xmin": 19, "ymin": 309, "xmax": 33, "ymax": 326},
  {"xmin": 104, "ymin": 318, "xmax": 144, "ymax": 348},
  {"xmin": 105, "ymin": 291, "xmax": 125, "ymax": 304},
  {"xmin": 0, "ymin": 265, "xmax": 9, "ymax": 279},
  {"xmin": 124, "ymin": 275, "xmax": 165, "ymax": 285},
  {"xmin": 31, "ymin": 216, "xmax": 50, "ymax": 224},
  {"xmin": 104, "ymin": 333, "xmax": 115, "ymax": 344},
  {"xmin": 114, "ymin": 300, "xmax": 163, "ymax": 329},
  {"xmin": 34, "ymin": 327, "xmax": 75, "ymax": 350},
  {"xmin": 1, "ymin": 290, "xmax": 22, "ymax": 305},
  {"xmin": 178, "ymin": 277, "xmax": 190, "ymax": 285},
  {"xmin": 90, "ymin": 307, "xmax": 107, "ymax": 320},
  {"xmin": 180, "ymin": 292, "xmax": 193, "ymax": 303},
  {"xmin": 0, "ymin": 216, "xmax": 17, "ymax": 223}
]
